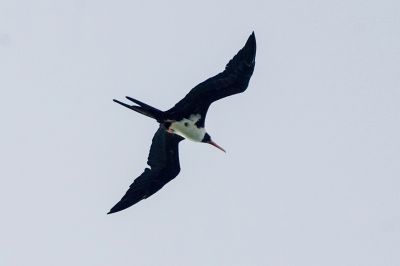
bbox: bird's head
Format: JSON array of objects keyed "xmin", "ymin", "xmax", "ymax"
[{"xmin": 202, "ymin": 133, "xmax": 226, "ymax": 153}]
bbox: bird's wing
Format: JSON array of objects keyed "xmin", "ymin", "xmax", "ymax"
[
  {"xmin": 108, "ymin": 126, "xmax": 184, "ymax": 214},
  {"xmin": 166, "ymin": 32, "xmax": 256, "ymax": 127}
]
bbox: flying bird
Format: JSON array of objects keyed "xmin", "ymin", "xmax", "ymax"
[{"xmin": 108, "ymin": 32, "xmax": 256, "ymax": 214}]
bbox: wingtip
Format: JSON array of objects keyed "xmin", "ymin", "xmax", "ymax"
[
  {"xmin": 247, "ymin": 31, "xmax": 256, "ymax": 45},
  {"xmin": 107, "ymin": 202, "xmax": 129, "ymax": 214},
  {"xmin": 243, "ymin": 31, "xmax": 256, "ymax": 63},
  {"xmin": 251, "ymin": 31, "xmax": 256, "ymax": 43},
  {"xmin": 107, "ymin": 207, "xmax": 118, "ymax": 215}
]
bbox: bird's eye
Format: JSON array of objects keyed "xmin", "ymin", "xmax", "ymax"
[{"xmin": 184, "ymin": 122, "xmax": 189, "ymax": 127}]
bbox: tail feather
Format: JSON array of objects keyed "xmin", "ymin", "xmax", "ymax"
[
  {"xmin": 113, "ymin": 97, "xmax": 164, "ymax": 122},
  {"xmin": 125, "ymin": 96, "xmax": 158, "ymax": 112}
]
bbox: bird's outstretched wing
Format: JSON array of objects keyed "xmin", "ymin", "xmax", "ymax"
[
  {"xmin": 166, "ymin": 32, "xmax": 256, "ymax": 127},
  {"xmin": 108, "ymin": 126, "xmax": 184, "ymax": 214}
]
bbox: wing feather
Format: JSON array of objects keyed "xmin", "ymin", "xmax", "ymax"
[
  {"xmin": 166, "ymin": 32, "xmax": 256, "ymax": 126},
  {"xmin": 108, "ymin": 126, "xmax": 184, "ymax": 214}
]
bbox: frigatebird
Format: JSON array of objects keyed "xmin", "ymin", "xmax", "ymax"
[{"xmin": 108, "ymin": 32, "xmax": 256, "ymax": 214}]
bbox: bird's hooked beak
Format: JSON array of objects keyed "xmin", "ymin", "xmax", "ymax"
[{"xmin": 207, "ymin": 140, "xmax": 226, "ymax": 153}]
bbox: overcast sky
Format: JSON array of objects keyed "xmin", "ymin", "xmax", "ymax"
[{"xmin": 1, "ymin": 0, "xmax": 400, "ymax": 265}]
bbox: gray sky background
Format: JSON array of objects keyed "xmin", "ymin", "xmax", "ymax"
[{"xmin": 1, "ymin": 0, "xmax": 399, "ymax": 265}]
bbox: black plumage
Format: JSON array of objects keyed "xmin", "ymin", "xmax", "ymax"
[
  {"xmin": 109, "ymin": 32, "xmax": 256, "ymax": 214},
  {"xmin": 165, "ymin": 32, "xmax": 256, "ymax": 127},
  {"xmin": 108, "ymin": 127, "xmax": 183, "ymax": 214}
]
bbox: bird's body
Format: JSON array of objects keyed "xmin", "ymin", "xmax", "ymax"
[
  {"xmin": 167, "ymin": 114, "xmax": 205, "ymax": 142},
  {"xmin": 109, "ymin": 32, "xmax": 256, "ymax": 214}
]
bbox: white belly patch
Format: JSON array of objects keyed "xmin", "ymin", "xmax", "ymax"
[{"xmin": 169, "ymin": 114, "xmax": 206, "ymax": 142}]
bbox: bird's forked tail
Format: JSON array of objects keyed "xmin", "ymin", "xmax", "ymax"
[{"xmin": 113, "ymin": 96, "xmax": 165, "ymax": 122}]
